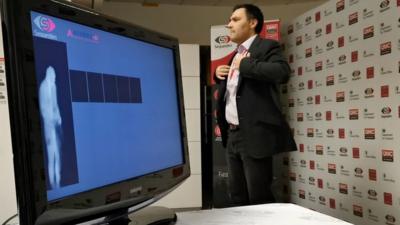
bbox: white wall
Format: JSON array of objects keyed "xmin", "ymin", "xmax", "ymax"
[
  {"xmin": 98, "ymin": 1, "xmax": 328, "ymax": 45},
  {"xmin": 152, "ymin": 44, "xmax": 202, "ymax": 208}
]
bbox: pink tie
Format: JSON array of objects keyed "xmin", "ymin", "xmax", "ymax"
[{"xmin": 229, "ymin": 45, "xmax": 247, "ymax": 78}]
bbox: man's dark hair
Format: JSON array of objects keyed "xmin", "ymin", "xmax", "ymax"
[{"xmin": 233, "ymin": 4, "xmax": 264, "ymax": 34}]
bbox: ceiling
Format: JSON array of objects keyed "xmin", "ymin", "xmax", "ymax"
[{"xmin": 72, "ymin": 0, "xmax": 319, "ymax": 7}]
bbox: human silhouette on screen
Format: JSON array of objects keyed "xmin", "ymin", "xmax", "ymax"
[{"xmin": 39, "ymin": 66, "xmax": 62, "ymax": 189}]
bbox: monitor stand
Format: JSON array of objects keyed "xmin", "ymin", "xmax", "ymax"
[{"xmin": 105, "ymin": 206, "xmax": 177, "ymax": 225}]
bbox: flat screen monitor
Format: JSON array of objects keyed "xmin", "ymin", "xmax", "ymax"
[{"xmin": 1, "ymin": 0, "xmax": 190, "ymax": 224}]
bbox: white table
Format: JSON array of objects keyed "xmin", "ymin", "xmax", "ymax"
[{"xmin": 175, "ymin": 203, "xmax": 353, "ymax": 225}]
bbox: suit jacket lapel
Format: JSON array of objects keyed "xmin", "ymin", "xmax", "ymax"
[{"xmin": 237, "ymin": 35, "xmax": 261, "ymax": 89}]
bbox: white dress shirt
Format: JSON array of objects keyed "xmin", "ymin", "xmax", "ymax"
[{"xmin": 225, "ymin": 34, "xmax": 257, "ymax": 125}]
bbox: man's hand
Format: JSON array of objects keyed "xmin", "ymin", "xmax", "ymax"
[
  {"xmin": 215, "ymin": 65, "xmax": 230, "ymax": 80},
  {"xmin": 232, "ymin": 51, "xmax": 250, "ymax": 70}
]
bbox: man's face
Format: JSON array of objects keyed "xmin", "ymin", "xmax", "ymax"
[{"xmin": 226, "ymin": 8, "xmax": 257, "ymax": 44}]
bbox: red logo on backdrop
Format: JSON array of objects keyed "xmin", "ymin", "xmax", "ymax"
[
  {"xmin": 288, "ymin": 99, "xmax": 294, "ymax": 107},
  {"xmin": 366, "ymin": 66, "xmax": 374, "ymax": 79},
  {"xmin": 381, "ymin": 85, "xmax": 389, "ymax": 97},
  {"xmin": 288, "ymin": 25, "xmax": 293, "ymax": 34},
  {"xmin": 329, "ymin": 198, "xmax": 336, "ymax": 209},
  {"xmin": 337, "ymin": 0, "xmax": 345, "ymax": 12},
  {"xmin": 349, "ymin": 109, "xmax": 359, "ymax": 120},
  {"xmin": 336, "ymin": 91, "xmax": 345, "ymax": 102},
  {"xmin": 326, "ymin": 111, "xmax": 332, "ymax": 120},
  {"xmin": 308, "ymin": 80, "xmax": 313, "ymax": 89},
  {"xmin": 398, "ymin": 105, "xmax": 400, "ymax": 118},
  {"xmin": 315, "ymin": 61, "xmax": 323, "ymax": 71},
  {"xmin": 289, "ymin": 172, "xmax": 296, "ymax": 181},
  {"xmin": 380, "ymin": 41, "xmax": 392, "ymax": 55},
  {"xmin": 382, "ymin": 149, "xmax": 394, "ymax": 162},
  {"xmin": 299, "ymin": 189, "xmax": 305, "ymax": 199},
  {"xmin": 328, "ymin": 163, "xmax": 336, "ymax": 174},
  {"xmin": 296, "ymin": 36, "xmax": 302, "ymax": 45},
  {"xmin": 213, "ymin": 89, "xmax": 219, "ymax": 100},
  {"xmin": 339, "ymin": 183, "xmax": 348, "ymax": 194},
  {"xmin": 307, "ymin": 128, "xmax": 314, "ymax": 137},
  {"xmin": 315, "ymin": 95, "xmax": 321, "ymax": 104},
  {"xmin": 306, "ymin": 48, "xmax": 312, "ymax": 58},
  {"xmin": 289, "ymin": 54, "xmax": 293, "ymax": 63},
  {"xmin": 349, "ymin": 12, "xmax": 358, "ymax": 25},
  {"xmin": 265, "ymin": 22, "xmax": 280, "ymax": 41},
  {"xmin": 326, "ymin": 23, "xmax": 332, "ymax": 34},
  {"xmin": 316, "ymin": 145, "xmax": 323, "ymax": 155},
  {"xmin": 363, "ymin": 26, "xmax": 374, "ymax": 39},
  {"xmin": 398, "ymin": 0, "xmax": 400, "ymax": 6},
  {"xmin": 299, "ymin": 143, "xmax": 304, "ymax": 152},
  {"xmin": 369, "ymin": 169, "xmax": 377, "ymax": 181},
  {"xmin": 315, "ymin": 11, "xmax": 321, "ymax": 22},
  {"xmin": 338, "ymin": 36, "xmax": 344, "ymax": 47},
  {"xmin": 351, "ymin": 51, "xmax": 358, "ymax": 62},
  {"xmin": 297, "ymin": 113, "xmax": 304, "ymax": 122},
  {"xmin": 365, "ymin": 128, "xmax": 375, "ymax": 139},
  {"xmin": 318, "ymin": 179, "xmax": 323, "ymax": 188},
  {"xmin": 353, "ymin": 147, "xmax": 360, "ymax": 158},
  {"xmin": 298, "ymin": 67, "xmax": 303, "ymax": 76},
  {"xmin": 310, "ymin": 160, "xmax": 315, "ymax": 169},
  {"xmin": 283, "ymin": 157, "xmax": 289, "ymax": 165},
  {"xmin": 339, "ymin": 128, "xmax": 345, "ymax": 138},
  {"xmin": 353, "ymin": 205, "xmax": 363, "ymax": 217},
  {"xmin": 384, "ymin": 192, "xmax": 393, "ymax": 205},
  {"xmin": 214, "ymin": 125, "xmax": 221, "ymax": 137},
  {"xmin": 326, "ymin": 75, "xmax": 334, "ymax": 86}
]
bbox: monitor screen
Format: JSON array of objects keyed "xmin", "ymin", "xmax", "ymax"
[
  {"xmin": 30, "ymin": 11, "xmax": 184, "ymax": 202},
  {"xmin": 1, "ymin": 0, "xmax": 190, "ymax": 224}
]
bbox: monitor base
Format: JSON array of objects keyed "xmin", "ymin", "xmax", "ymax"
[
  {"xmin": 105, "ymin": 206, "xmax": 177, "ymax": 225},
  {"xmin": 129, "ymin": 206, "xmax": 177, "ymax": 225}
]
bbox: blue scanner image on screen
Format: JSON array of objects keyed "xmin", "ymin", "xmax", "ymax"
[{"xmin": 31, "ymin": 11, "xmax": 184, "ymax": 201}]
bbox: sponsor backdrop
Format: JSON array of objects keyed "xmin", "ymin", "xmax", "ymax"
[
  {"xmin": 277, "ymin": 0, "xmax": 400, "ymax": 224},
  {"xmin": 210, "ymin": 21, "xmax": 280, "ymax": 207}
]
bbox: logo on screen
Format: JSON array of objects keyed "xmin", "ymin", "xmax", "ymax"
[{"xmin": 34, "ymin": 16, "xmax": 56, "ymax": 32}]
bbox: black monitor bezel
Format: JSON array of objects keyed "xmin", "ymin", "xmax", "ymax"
[{"xmin": 1, "ymin": 0, "xmax": 190, "ymax": 224}]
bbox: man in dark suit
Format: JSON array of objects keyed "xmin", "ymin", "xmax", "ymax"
[{"xmin": 214, "ymin": 4, "xmax": 296, "ymax": 206}]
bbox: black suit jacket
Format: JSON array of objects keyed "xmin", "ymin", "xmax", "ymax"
[{"xmin": 215, "ymin": 36, "xmax": 297, "ymax": 158}]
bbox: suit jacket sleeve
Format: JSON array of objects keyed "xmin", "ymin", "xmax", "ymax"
[{"xmin": 239, "ymin": 40, "xmax": 290, "ymax": 84}]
